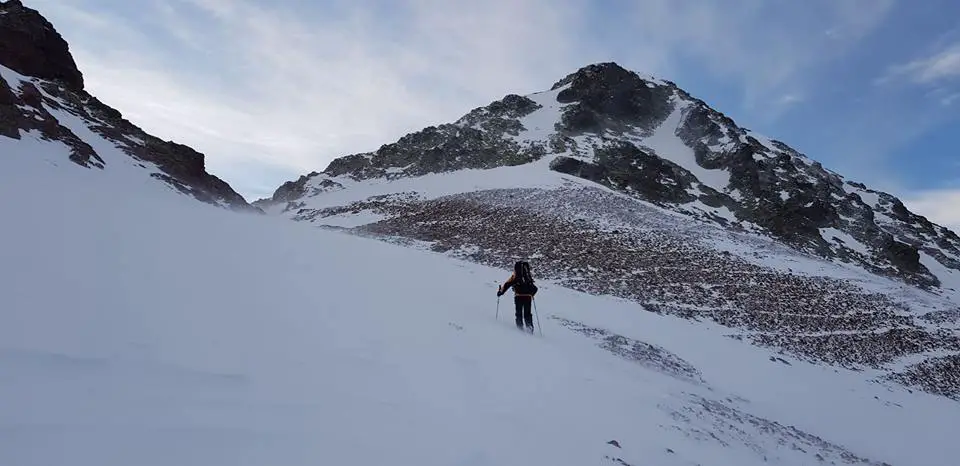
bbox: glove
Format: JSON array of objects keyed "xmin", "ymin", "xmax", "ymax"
[{"xmin": 496, "ymin": 286, "xmax": 504, "ymax": 297}]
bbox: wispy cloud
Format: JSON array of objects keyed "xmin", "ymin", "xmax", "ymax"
[{"xmin": 883, "ymin": 42, "xmax": 960, "ymax": 85}]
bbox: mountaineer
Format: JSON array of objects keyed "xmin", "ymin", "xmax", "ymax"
[{"xmin": 497, "ymin": 261, "xmax": 538, "ymax": 332}]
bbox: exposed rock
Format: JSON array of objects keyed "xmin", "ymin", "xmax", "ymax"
[
  {"xmin": 882, "ymin": 238, "xmax": 924, "ymax": 275},
  {"xmin": 0, "ymin": 0, "xmax": 84, "ymax": 89},
  {"xmin": 551, "ymin": 146, "xmax": 699, "ymax": 205},
  {"xmin": 323, "ymin": 124, "xmax": 543, "ymax": 181},
  {"xmin": 0, "ymin": 74, "xmax": 19, "ymax": 138},
  {"xmin": 750, "ymin": 328, "xmax": 960, "ymax": 369},
  {"xmin": 0, "ymin": 4, "xmax": 254, "ymax": 211},
  {"xmin": 888, "ymin": 355, "xmax": 960, "ymax": 400},
  {"xmin": 457, "ymin": 93, "xmax": 541, "ymax": 129},
  {"xmin": 921, "ymin": 308, "xmax": 960, "ymax": 325},
  {"xmin": 602, "ymin": 455, "xmax": 633, "ymax": 466},
  {"xmin": 551, "ymin": 62, "xmax": 674, "ymax": 134},
  {"xmin": 7, "ymin": 80, "xmax": 104, "ymax": 168},
  {"xmin": 556, "ymin": 317, "xmax": 704, "ymax": 384},
  {"xmin": 253, "ymin": 172, "xmax": 321, "ymax": 207},
  {"xmin": 663, "ymin": 393, "xmax": 890, "ymax": 465}
]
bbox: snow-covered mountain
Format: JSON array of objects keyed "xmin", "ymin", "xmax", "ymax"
[
  {"xmin": 5, "ymin": 3, "xmax": 960, "ymax": 465},
  {"xmin": 257, "ymin": 63, "xmax": 960, "ymax": 402},
  {"xmin": 11, "ymin": 74, "xmax": 960, "ymax": 466},
  {"xmin": 258, "ymin": 62, "xmax": 960, "ymax": 288},
  {"xmin": 0, "ymin": 0, "xmax": 254, "ymax": 210},
  {"xmin": 12, "ymin": 130, "xmax": 960, "ymax": 466}
]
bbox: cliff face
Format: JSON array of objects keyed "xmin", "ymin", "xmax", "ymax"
[
  {"xmin": 0, "ymin": 0, "xmax": 256, "ymax": 211},
  {"xmin": 0, "ymin": 0, "xmax": 84, "ymax": 89}
]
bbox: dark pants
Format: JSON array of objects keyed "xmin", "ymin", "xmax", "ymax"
[{"xmin": 515, "ymin": 296, "xmax": 533, "ymax": 330}]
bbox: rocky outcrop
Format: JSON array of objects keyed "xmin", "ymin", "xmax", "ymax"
[
  {"xmin": 0, "ymin": 1, "xmax": 254, "ymax": 211},
  {"xmin": 0, "ymin": 73, "xmax": 20, "ymax": 138},
  {"xmin": 253, "ymin": 172, "xmax": 319, "ymax": 208},
  {"xmin": 0, "ymin": 0, "xmax": 84, "ymax": 89},
  {"xmin": 667, "ymin": 99, "xmax": 938, "ymax": 286},
  {"xmin": 311, "ymin": 93, "xmax": 553, "ymax": 183},
  {"xmin": 321, "ymin": 124, "xmax": 544, "ymax": 180},
  {"xmin": 551, "ymin": 62, "xmax": 674, "ymax": 135},
  {"xmin": 550, "ymin": 145, "xmax": 700, "ymax": 205},
  {"xmin": 889, "ymin": 355, "xmax": 960, "ymax": 400},
  {"xmin": 556, "ymin": 317, "xmax": 704, "ymax": 384},
  {"xmin": 457, "ymin": 93, "xmax": 541, "ymax": 130},
  {"xmin": 0, "ymin": 78, "xmax": 103, "ymax": 167}
]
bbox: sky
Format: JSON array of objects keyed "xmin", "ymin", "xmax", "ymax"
[{"xmin": 20, "ymin": 0, "xmax": 960, "ymax": 230}]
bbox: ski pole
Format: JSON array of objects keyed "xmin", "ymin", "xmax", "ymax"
[
  {"xmin": 533, "ymin": 298, "xmax": 542, "ymax": 336},
  {"xmin": 496, "ymin": 296, "xmax": 500, "ymax": 320}
]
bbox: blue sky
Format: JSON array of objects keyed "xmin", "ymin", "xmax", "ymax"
[{"xmin": 24, "ymin": 0, "xmax": 960, "ymax": 229}]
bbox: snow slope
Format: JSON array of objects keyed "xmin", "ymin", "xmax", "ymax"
[
  {"xmin": 512, "ymin": 85, "xmax": 571, "ymax": 143},
  {"xmin": 3, "ymin": 142, "xmax": 960, "ymax": 466},
  {"xmin": 640, "ymin": 98, "xmax": 731, "ymax": 191},
  {"xmin": 0, "ymin": 63, "xmax": 251, "ymax": 210},
  {"xmin": 262, "ymin": 155, "xmax": 572, "ymax": 215}
]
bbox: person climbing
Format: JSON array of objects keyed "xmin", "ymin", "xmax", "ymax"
[{"xmin": 497, "ymin": 261, "xmax": 538, "ymax": 332}]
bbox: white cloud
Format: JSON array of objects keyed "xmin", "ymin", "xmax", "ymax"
[
  {"xmin": 885, "ymin": 43, "xmax": 960, "ymax": 85},
  {"xmin": 940, "ymin": 92, "xmax": 960, "ymax": 106},
  {"xmin": 27, "ymin": 0, "xmax": 895, "ymax": 200},
  {"xmin": 903, "ymin": 189, "xmax": 960, "ymax": 234},
  {"xmin": 880, "ymin": 40, "xmax": 960, "ymax": 109}
]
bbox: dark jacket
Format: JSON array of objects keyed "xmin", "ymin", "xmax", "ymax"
[{"xmin": 500, "ymin": 272, "xmax": 538, "ymax": 298}]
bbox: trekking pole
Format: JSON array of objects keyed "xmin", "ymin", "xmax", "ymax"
[{"xmin": 533, "ymin": 298, "xmax": 542, "ymax": 336}]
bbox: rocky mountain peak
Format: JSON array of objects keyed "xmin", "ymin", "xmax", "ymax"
[
  {"xmin": 0, "ymin": 0, "xmax": 84, "ymax": 89},
  {"xmin": 548, "ymin": 62, "xmax": 674, "ymax": 134},
  {"xmin": 258, "ymin": 62, "xmax": 960, "ymax": 400},
  {"xmin": 550, "ymin": 62, "xmax": 639, "ymax": 91},
  {"xmin": 261, "ymin": 61, "xmax": 960, "ymax": 290}
]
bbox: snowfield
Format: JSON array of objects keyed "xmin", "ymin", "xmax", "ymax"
[
  {"xmin": 260, "ymin": 155, "xmax": 573, "ymax": 216},
  {"xmin": 641, "ymin": 98, "xmax": 731, "ymax": 191},
  {"xmin": 3, "ymin": 134, "xmax": 960, "ymax": 466}
]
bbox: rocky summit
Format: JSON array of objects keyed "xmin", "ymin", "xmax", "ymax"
[
  {"xmin": 0, "ymin": 0, "xmax": 253, "ymax": 211},
  {"xmin": 0, "ymin": 0, "xmax": 83, "ymax": 89},
  {"xmin": 258, "ymin": 62, "xmax": 960, "ymax": 400}
]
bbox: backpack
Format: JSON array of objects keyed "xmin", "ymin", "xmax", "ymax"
[{"xmin": 514, "ymin": 261, "xmax": 538, "ymax": 296}]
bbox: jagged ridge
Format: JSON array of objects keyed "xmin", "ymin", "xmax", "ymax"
[{"xmin": 0, "ymin": 0, "xmax": 254, "ymax": 211}]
